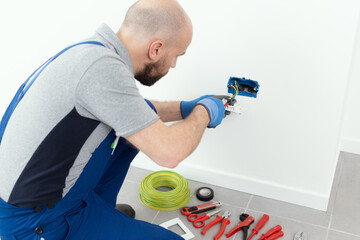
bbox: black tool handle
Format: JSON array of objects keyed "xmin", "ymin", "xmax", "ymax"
[
  {"xmin": 192, "ymin": 206, "xmax": 216, "ymax": 215},
  {"xmin": 242, "ymin": 227, "xmax": 248, "ymax": 240}
]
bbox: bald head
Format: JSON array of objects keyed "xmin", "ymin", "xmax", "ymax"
[
  {"xmin": 117, "ymin": 0, "xmax": 193, "ymax": 86},
  {"xmin": 122, "ymin": 0, "xmax": 191, "ymax": 44}
]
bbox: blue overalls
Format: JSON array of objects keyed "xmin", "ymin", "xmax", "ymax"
[{"xmin": 0, "ymin": 42, "xmax": 184, "ymax": 240}]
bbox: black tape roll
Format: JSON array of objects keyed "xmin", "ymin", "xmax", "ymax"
[{"xmin": 196, "ymin": 187, "xmax": 214, "ymax": 201}]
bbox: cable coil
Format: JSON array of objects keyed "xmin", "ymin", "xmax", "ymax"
[{"xmin": 140, "ymin": 170, "xmax": 190, "ymax": 211}]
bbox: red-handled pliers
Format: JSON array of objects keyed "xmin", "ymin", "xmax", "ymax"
[{"xmin": 201, "ymin": 210, "xmax": 231, "ymax": 240}]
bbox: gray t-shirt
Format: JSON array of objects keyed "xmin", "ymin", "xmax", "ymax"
[{"xmin": 0, "ymin": 24, "xmax": 159, "ymax": 208}]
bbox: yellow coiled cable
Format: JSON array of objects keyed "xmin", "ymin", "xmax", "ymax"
[{"xmin": 140, "ymin": 170, "xmax": 191, "ymax": 211}]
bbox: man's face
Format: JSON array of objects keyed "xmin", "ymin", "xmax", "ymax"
[{"xmin": 135, "ymin": 25, "xmax": 192, "ymax": 86}]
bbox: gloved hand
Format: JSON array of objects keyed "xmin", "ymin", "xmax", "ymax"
[
  {"xmin": 195, "ymin": 97, "xmax": 226, "ymax": 128},
  {"xmin": 211, "ymin": 95, "xmax": 237, "ymax": 116},
  {"xmin": 180, "ymin": 95, "xmax": 212, "ymax": 119}
]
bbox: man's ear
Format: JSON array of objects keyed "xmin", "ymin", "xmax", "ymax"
[{"xmin": 148, "ymin": 40, "xmax": 164, "ymax": 62}]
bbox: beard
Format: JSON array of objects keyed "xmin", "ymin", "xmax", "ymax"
[{"xmin": 134, "ymin": 60, "xmax": 168, "ymax": 87}]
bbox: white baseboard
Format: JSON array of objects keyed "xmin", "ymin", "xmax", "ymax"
[
  {"xmin": 341, "ymin": 138, "xmax": 360, "ymax": 155},
  {"xmin": 132, "ymin": 154, "xmax": 329, "ymax": 211}
]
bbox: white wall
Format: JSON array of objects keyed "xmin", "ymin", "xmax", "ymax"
[
  {"xmin": 341, "ymin": 13, "xmax": 360, "ymax": 155},
  {"xmin": 0, "ymin": 0, "xmax": 359, "ymax": 211}
]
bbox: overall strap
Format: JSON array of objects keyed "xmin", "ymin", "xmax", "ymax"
[{"xmin": 0, "ymin": 41, "xmax": 105, "ymax": 144}]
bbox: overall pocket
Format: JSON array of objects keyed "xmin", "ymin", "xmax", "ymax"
[{"xmin": 37, "ymin": 216, "xmax": 69, "ymax": 240}]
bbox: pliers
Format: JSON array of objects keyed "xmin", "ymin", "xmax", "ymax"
[
  {"xmin": 225, "ymin": 213, "xmax": 254, "ymax": 240},
  {"xmin": 201, "ymin": 210, "xmax": 231, "ymax": 240}
]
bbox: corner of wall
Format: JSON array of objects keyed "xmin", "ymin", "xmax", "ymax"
[{"xmin": 341, "ymin": 138, "xmax": 360, "ymax": 155}]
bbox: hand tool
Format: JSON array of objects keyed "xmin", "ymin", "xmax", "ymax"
[
  {"xmin": 225, "ymin": 213, "xmax": 254, "ymax": 240},
  {"xmin": 258, "ymin": 225, "xmax": 283, "ymax": 240},
  {"xmin": 212, "ymin": 95, "xmax": 240, "ymax": 116},
  {"xmin": 265, "ymin": 230, "xmax": 284, "ymax": 240},
  {"xmin": 188, "ymin": 209, "xmax": 221, "ymax": 228},
  {"xmin": 201, "ymin": 210, "xmax": 231, "ymax": 240},
  {"xmin": 247, "ymin": 214, "xmax": 269, "ymax": 240},
  {"xmin": 294, "ymin": 232, "xmax": 307, "ymax": 240},
  {"xmin": 212, "ymin": 95, "xmax": 236, "ymax": 107},
  {"xmin": 181, "ymin": 201, "xmax": 222, "ymax": 216}
]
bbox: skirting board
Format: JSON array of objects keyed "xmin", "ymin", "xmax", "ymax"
[
  {"xmin": 341, "ymin": 138, "xmax": 360, "ymax": 155},
  {"xmin": 131, "ymin": 154, "xmax": 329, "ymax": 211}
]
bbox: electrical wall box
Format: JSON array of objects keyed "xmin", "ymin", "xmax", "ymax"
[{"xmin": 227, "ymin": 77, "xmax": 260, "ymax": 98}]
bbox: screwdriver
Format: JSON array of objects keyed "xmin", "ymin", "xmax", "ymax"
[
  {"xmin": 265, "ymin": 231, "xmax": 284, "ymax": 240},
  {"xmin": 248, "ymin": 214, "xmax": 269, "ymax": 240},
  {"xmin": 258, "ymin": 225, "xmax": 282, "ymax": 240}
]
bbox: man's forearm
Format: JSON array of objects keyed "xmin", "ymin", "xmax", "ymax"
[
  {"xmin": 125, "ymin": 105, "xmax": 209, "ymax": 168},
  {"xmin": 150, "ymin": 100, "xmax": 183, "ymax": 122},
  {"xmin": 163, "ymin": 105, "xmax": 209, "ymax": 165}
]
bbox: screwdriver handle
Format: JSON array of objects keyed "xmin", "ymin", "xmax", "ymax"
[
  {"xmin": 265, "ymin": 231, "xmax": 284, "ymax": 240},
  {"xmin": 248, "ymin": 214, "xmax": 269, "ymax": 240},
  {"xmin": 248, "ymin": 233, "xmax": 256, "ymax": 240},
  {"xmin": 258, "ymin": 225, "xmax": 282, "ymax": 240},
  {"xmin": 254, "ymin": 214, "xmax": 269, "ymax": 234}
]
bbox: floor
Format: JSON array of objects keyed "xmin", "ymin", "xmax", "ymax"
[{"xmin": 117, "ymin": 152, "xmax": 360, "ymax": 240}]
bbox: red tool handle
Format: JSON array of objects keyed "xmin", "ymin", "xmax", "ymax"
[
  {"xmin": 193, "ymin": 215, "xmax": 210, "ymax": 228},
  {"xmin": 248, "ymin": 214, "xmax": 269, "ymax": 240},
  {"xmin": 201, "ymin": 215, "xmax": 222, "ymax": 235},
  {"xmin": 193, "ymin": 218, "xmax": 207, "ymax": 228},
  {"xmin": 188, "ymin": 213, "xmax": 205, "ymax": 222},
  {"xmin": 181, "ymin": 202, "xmax": 214, "ymax": 215},
  {"xmin": 258, "ymin": 225, "xmax": 282, "ymax": 240},
  {"xmin": 265, "ymin": 231, "xmax": 284, "ymax": 240},
  {"xmin": 254, "ymin": 214, "xmax": 270, "ymax": 234},
  {"xmin": 214, "ymin": 218, "xmax": 231, "ymax": 240},
  {"xmin": 248, "ymin": 233, "xmax": 256, "ymax": 240},
  {"xmin": 225, "ymin": 222, "xmax": 242, "ymax": 238}
]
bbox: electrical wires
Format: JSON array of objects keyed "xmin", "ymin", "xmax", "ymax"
[
  {"xmin": 224, "ymin": 81, "xmax": 240, "ymax": 107},
  {"xmin": 140, "ymin": 170, "xmax": 191, "ymax": 211}
]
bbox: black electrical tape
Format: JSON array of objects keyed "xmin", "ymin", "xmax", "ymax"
[{"xmin": 196, "ymin": 187, "xmax": 214, "ymax": 201}]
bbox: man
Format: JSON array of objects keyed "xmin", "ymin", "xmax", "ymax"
[{"xmin": 0, "ymin": 0, "xmax": 226, "ymax": 239}]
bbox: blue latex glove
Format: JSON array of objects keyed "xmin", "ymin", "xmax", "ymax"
[
  {"xmin": 180, "ymin": 95, "xmax": 212, "ymax": 119},
  {"xmin": 196, "ymin": 97, "xmax": 226, "ymax": 128}
]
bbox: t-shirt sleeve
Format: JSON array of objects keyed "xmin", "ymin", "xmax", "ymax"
[{"xmin": 75, "ymin": 56, "xmax": 159, "ymax": 137}]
